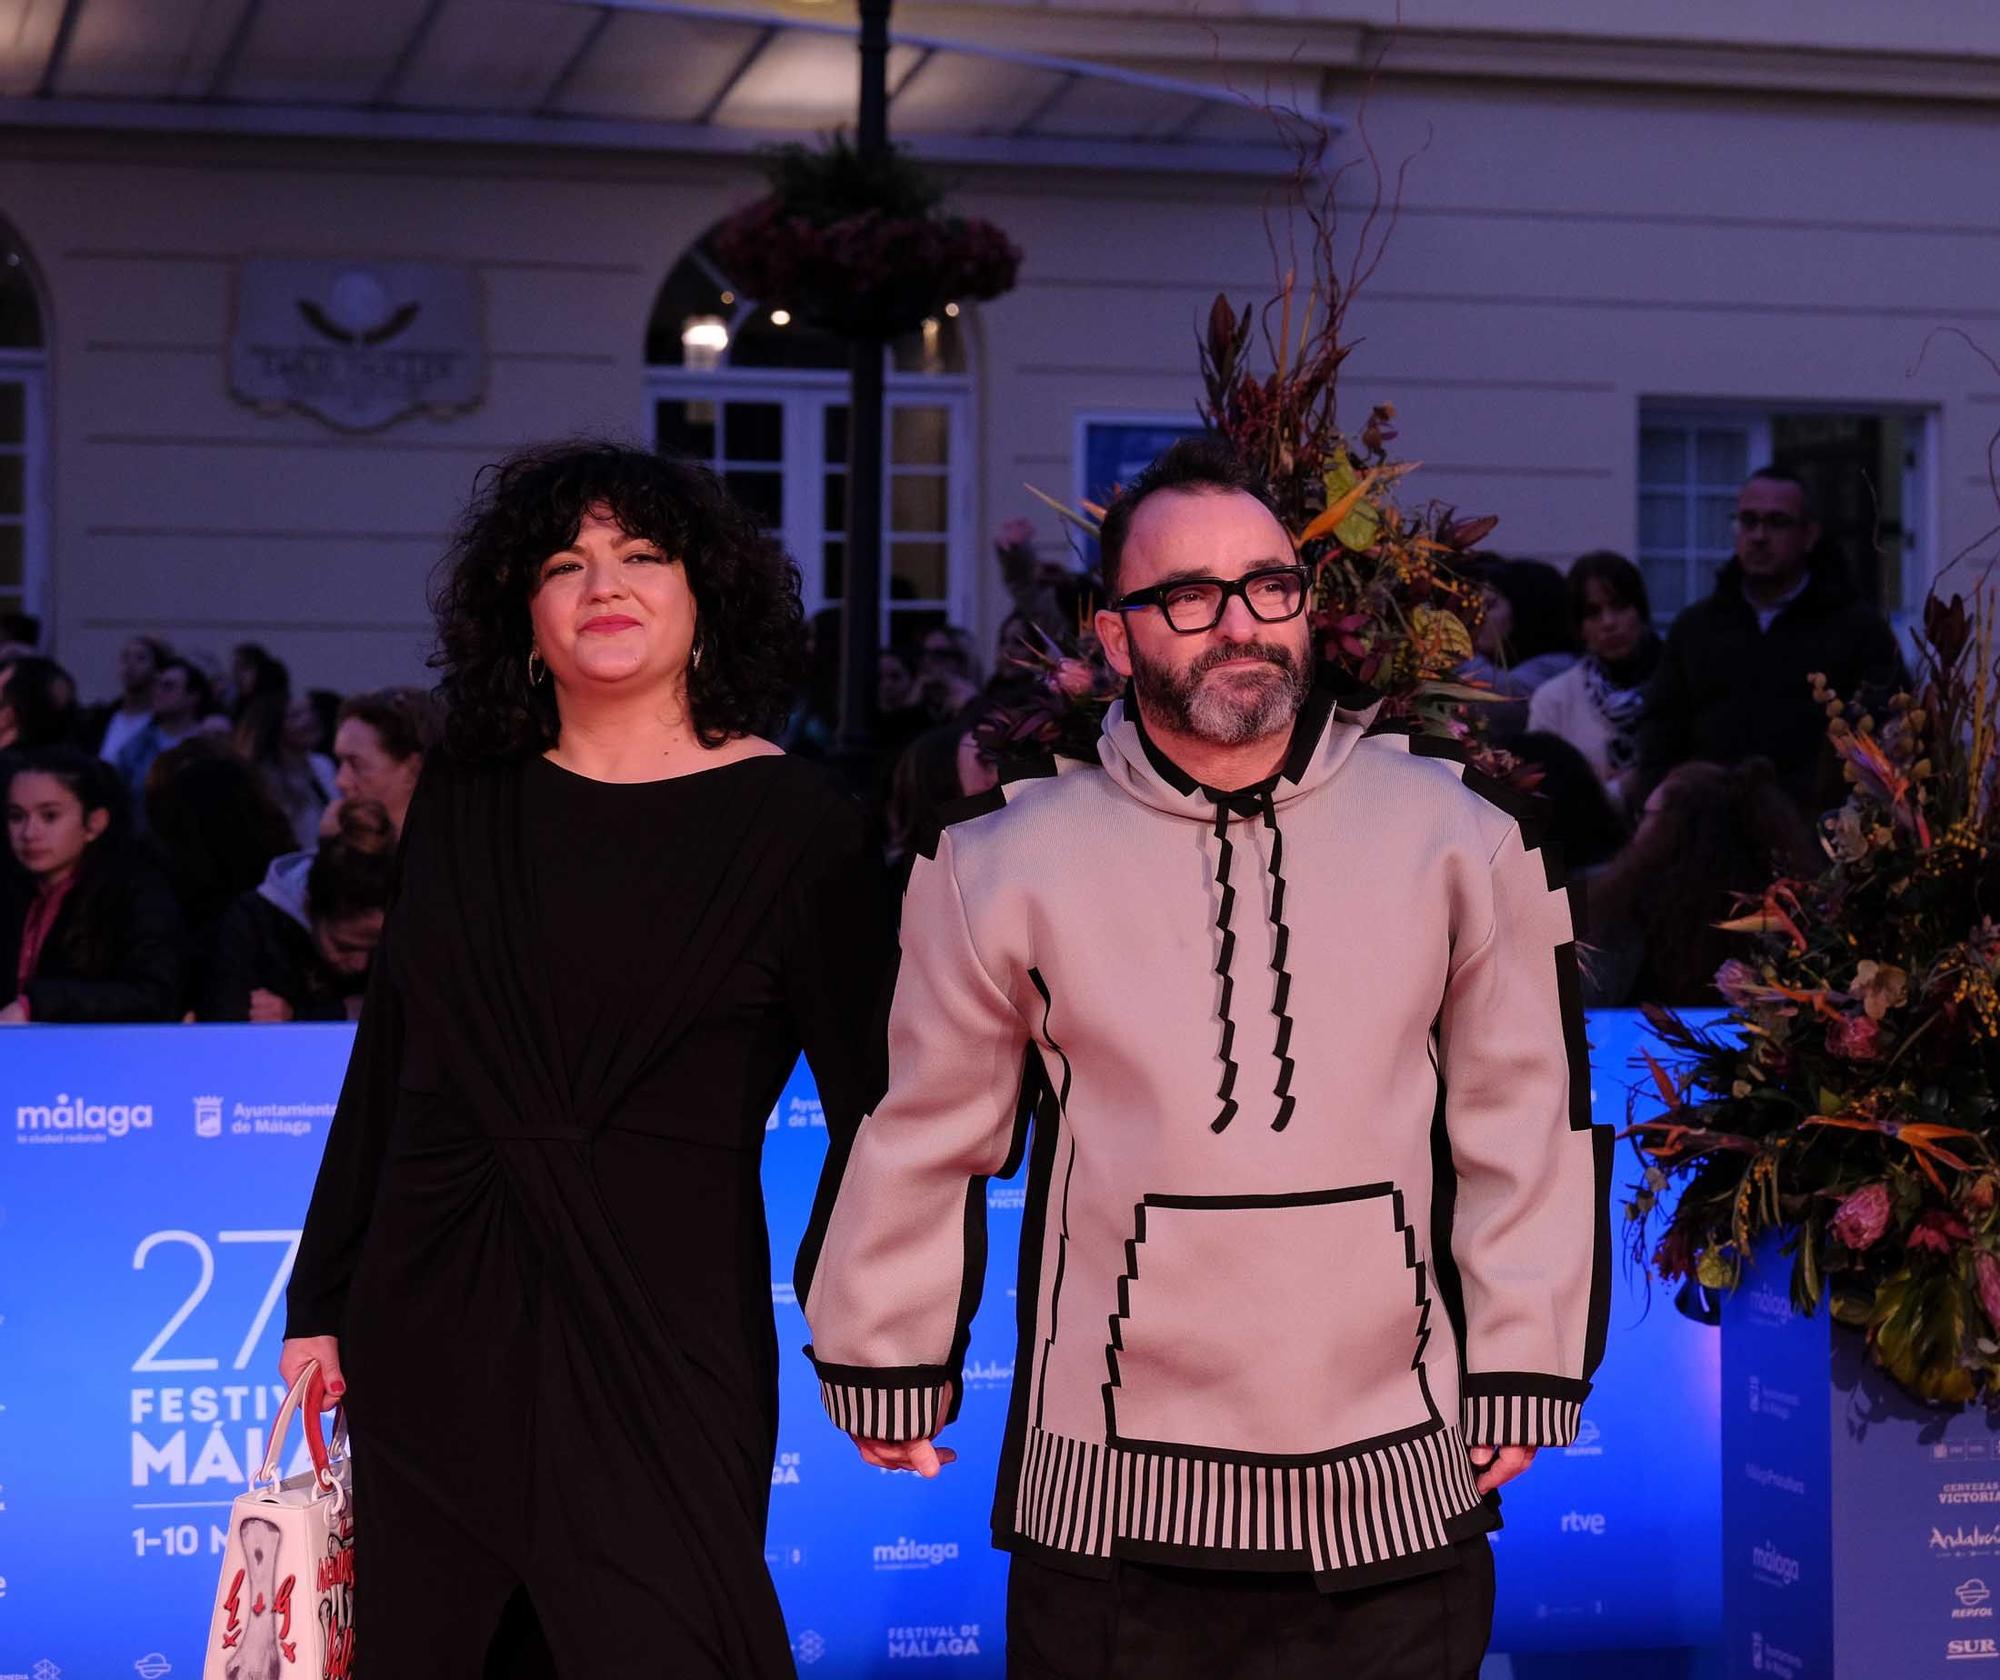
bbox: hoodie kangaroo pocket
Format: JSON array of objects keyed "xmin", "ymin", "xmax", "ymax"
[{"xmin": 1106, "ymin": 1187, "xmax": 1438, "ymax": 1458}]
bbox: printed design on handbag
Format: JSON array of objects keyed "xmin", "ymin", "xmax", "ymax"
[
  {"xmin": 222, "ymin": 1515, "xmax": 298, "ymax": 1676},
  {"xmin": 316, "ymin": 1522, "xmax": 355, "ymax": 1679}
]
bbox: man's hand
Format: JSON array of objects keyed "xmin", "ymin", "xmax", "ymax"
[
  {"xmin": 853, "ymin": 1437, "xmax": 958, "ymax": 1478},
  {"xmin": 1468, "ymin": 1443, "xmax": 1536, "ymax": 1496}
]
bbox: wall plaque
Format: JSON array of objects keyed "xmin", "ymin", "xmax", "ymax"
[{"xmin": 230, "ymin": 259, "xmax": 484, "ymax": 431}]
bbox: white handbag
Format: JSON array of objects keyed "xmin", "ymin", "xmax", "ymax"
[{"xmin": 200, "ymin": 1359, "xmax": 355, "ymax": 1680}]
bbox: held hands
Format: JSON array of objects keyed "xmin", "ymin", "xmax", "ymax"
[
  {"xmin": 1467, "ymin": 1443, "xmax": 1536, "ymax": 1496},
  {"xmin": 851, "ymin": 1380, "xmax": 957, "ymax": 1477},
  {"xmin": 853, "ymin": 1436, "xmax": 958, "ymax": 1477},
  {"xmin": 279, "ymin": 1336, "xmax": 346, "ymax": 1410}
]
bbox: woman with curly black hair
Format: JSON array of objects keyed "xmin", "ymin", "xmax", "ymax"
[{"xmin": 279, "ymin": 442, "xmax": 893, "ymax": 1679}]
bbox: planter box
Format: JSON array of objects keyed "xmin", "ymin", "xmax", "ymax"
[{"xmin": 1723, "ymin": 1251, "xmax": 2000, "ymax": 1678}]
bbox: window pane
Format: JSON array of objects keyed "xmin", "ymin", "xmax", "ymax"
[
  {"xmin": 824, "ymin": 405, "xmax": 849, "ymax": 462},
  {"xmin": 0, "ymin": 382, "xmax": 21, "ymax": 445},
  {"xmin": 823, "ymin": 472, "xmax": 847, "ymax": 533},
  {"xmin": 0, "ymin": 454, "xmax": 21, "ymax": 518},
  {"xmin": 1696, "ymin": 429, "xmax": 1749, "ymax": 487},
  {"xmin": 1639, "ymin": 492, "xmax": 1684, "ymax": 552},
  {"xmin": 1697, "ymin": 493, "xmax": 1738, "ymax": 551},
  {"xmin": 890, "ymin": 474, "xmax": 949, "ymax": 534},
  {"xmin": 723, "ymin": 402, "xmax": 783, "ymax": 464},
  {"xmin": 655, "ymin": 398, "xmax": 716, "ymax": 462},
  {"xmin": 892, "ymin": 406, "xmax": 950, "ymax": 467},
  {"xmin": 1638, "ymin": 427, "xmax": 1685, "ymax": 485},
  {"xmin": 890, "ymin": 541, "xmax": 948, "ymax": 600},
  {"xmin": 823, "ymin": 540, "xmax": 844, "ymax": 601},
  {"xmin": 724, "ymin": 469, "xmax": 782, "ymax": 527},
  {"xmin": 1639, "ymin": 553, "xmax": 1685, "ymax": 618}
]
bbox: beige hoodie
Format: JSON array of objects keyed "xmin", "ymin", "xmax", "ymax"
[{"xmin": 800, "ymin": 682, "xmax": 1611, "ymax": 1588}]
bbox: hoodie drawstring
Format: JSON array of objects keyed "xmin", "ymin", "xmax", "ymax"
[
  {"xmin": 1208, "ymin": 803, "xmax": 1243, "ymax": 1134},
  {"xmin": 1207, "ymin": 789, "xmax": 1300, "ymax": 1134},
  {"xmin": 1261, "ymin": 793, "xmax": 1299, "ymax": 1133}
]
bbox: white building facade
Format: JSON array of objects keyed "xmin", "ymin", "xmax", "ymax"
[{"xmin": 1, "ymin": 0, "xmax": 1995, "ymax": 694}]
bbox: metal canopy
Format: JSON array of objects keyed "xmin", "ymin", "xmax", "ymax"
[{"xmin": 0, "ymin": 0, "xmax": 1328, "ymax": 173}]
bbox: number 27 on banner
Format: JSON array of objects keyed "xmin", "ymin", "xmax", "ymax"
[{"xmin": 131, "ymin": 1229, "xmax": 303, "ymax": 1372}]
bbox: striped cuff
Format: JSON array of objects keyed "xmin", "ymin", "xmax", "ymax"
[
  {"xmin": 806, "ymin": 1351, "xmax": 954, "ymax": 1442},
  {"xmin": 1460, "ymin": 1373, "xmax": 1591, "ymax": 1448}
]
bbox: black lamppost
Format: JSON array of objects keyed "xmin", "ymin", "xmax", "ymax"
[{"xmin": 834, "ymin": 0, "xmax": 893, "ymax": 760}]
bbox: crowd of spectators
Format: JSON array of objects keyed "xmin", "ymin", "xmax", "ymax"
[
  {"xmin": 823, "ymin": 462, "xmax": 1906, "ymax": 1014},
  {"xmin": 1457, "ymin": 464, "xmax": 1904, "ymax": 1007},
  {"xmin": 0, "ymin": 626, "xmax": 435, "ymax": 1024},
  {"xmin": 0, "ymin": 458, "xmax": 1905, "ymax": 1026}
]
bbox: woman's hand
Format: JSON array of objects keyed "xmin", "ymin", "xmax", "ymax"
[
  {"xmin": 279, "ymin": 1336, "xmax": 346, "ymax": 1409},
  {"xmin": 0, "ymin": 997, "xmax": 27, "ymax": 1024}
]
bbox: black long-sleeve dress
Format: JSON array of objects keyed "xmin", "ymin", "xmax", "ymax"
[{"xmin": 286, "ymin": 750, "xmax": 891, "ymax": 1679}]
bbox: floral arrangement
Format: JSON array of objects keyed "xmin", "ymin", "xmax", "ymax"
[
  {"xmin": 975, "ymin": 130, "xmax": 1510, "ymax": 772},
  {"xmin": 712, "ymin": 135, "xmax": 1019, "ymax": 340},
  {"xmin": 1625, "ymin": 590, "xmax": 2000, "ymax": 1404}
]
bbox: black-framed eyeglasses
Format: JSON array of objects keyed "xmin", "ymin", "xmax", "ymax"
[
  {"xmin": 1113, "ymin": 564, "xmax": 1310, "ymax": 635},
  {"xmin": 1733, "ymin": 512, "xmax": 1804, "ymax": 534}
]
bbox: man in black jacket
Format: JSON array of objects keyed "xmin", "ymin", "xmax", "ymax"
[{"xmin": 1637, "ymin": 465, "xmax": 1906, "ymax": 817}]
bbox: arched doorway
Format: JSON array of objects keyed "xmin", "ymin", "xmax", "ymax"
[
  {"xmin": 645, "ymin": 228, "xmax": 974, "ymax": 650},
  {"xmin": 0, "ymin": 223, "xmax": 47, "ymax": 633}
]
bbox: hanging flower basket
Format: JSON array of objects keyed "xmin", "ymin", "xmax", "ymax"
[{"xmin": 712, "ymin": 136, "xmax": 1020, "ymax": 340}]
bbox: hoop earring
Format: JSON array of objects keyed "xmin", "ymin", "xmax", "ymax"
[{"xmin": 527, "ymin": 648, "xmax": 544, "ymax": 686}]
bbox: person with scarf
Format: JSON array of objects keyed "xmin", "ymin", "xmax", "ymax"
[
  {"xmin": 799, "ymin": 437, "xmax": 1609, "ymax": 1680},
  {"xmin": 1527, "ymin": 550, "xmax": 1661, "ymax": 812}
]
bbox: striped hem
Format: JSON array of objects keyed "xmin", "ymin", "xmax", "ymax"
[
  {"xmin": 1461, "ymin": 1391, "xmax": 1583, "ymax": 1447},
  {"xmin": 818, "ymin": 1378, "xmax": 951, "ymax": 1441},
  {"xmin": 1007, "ymin": 1424, "xmax": 1484, "ymax": 1577}
]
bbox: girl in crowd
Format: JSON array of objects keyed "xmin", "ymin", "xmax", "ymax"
[
  {"xmin": 326, "ymin": 687, "xmax": 435, "ymax": 836},
  {"xmin": 1, "ymin": 748, "xmax": 184, "ymax": 1022},
  {"xmin": 279, "ymin": 442, "xmax": 891, "ymax": 1678},
  {"xmin": 1584, "ymin": 756, "xmax": 1819, "ymax": 1008},
  {"xmin": 199, "ymin": 798, "xmax": 397, "ymax": 1023},
  {"xmin": 884, "ymin": 720, "xmax": 999, "ymax": 869},
  {"xmin": 236, "ymin": 683, "xmax": 339, "ymax": 848},
  {"xmin": 1528, "ymin": 550, "xmax": 1662, "ymax": 810},
  {"xmin": 1459, "ymin": 556, "xmax": 1578, "ymax": 741}
]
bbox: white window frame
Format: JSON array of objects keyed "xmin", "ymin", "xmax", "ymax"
[
  {"xmin": 646, "ymin": 364, "xmax": 976, "ymax": 640},
  {"xmin": 1639, "ymin": 400, "xmax": 1936, "ymax": 632},
  {"xmin": 0, "ymin": 350, "xmax": 48, "ymax": 625}
]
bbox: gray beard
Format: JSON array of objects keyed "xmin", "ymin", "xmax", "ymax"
[{"xmin": 1130, "ymin": 639, "xmax": 1312, "ymax": 747}]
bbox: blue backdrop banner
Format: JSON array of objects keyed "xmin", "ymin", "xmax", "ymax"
[{"xmin": 1, "ymin": 1012, "xmax": 1719, "ymax": 1679}]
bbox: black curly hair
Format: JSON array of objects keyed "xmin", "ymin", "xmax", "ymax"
[{"xmin": 430, "ymin": 440, "xmax": 806, "ymax": 761}]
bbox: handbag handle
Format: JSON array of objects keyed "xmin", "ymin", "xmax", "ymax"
[{"xmin": 253, "ymin": 1360, "xmax": 336, "ymax": 1496}]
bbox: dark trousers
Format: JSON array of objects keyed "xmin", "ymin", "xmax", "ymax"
[{"xmin": 1006, "ymin": 1539, "xmax": 1495, "ymax": 1680}]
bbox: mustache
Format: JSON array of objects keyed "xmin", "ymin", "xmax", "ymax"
[{"xmin": 1189, "ymin": 641, "xmax": 1300, "ymax": 678}]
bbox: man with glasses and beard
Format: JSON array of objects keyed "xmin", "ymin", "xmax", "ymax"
[
  {"xmin": 1637, "ymin": 464, "xmax": 1906, "ymax": 816},
  {"xmin": 799, "ymin": 436, "xmax": 1608, "ymax": 1679}
]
